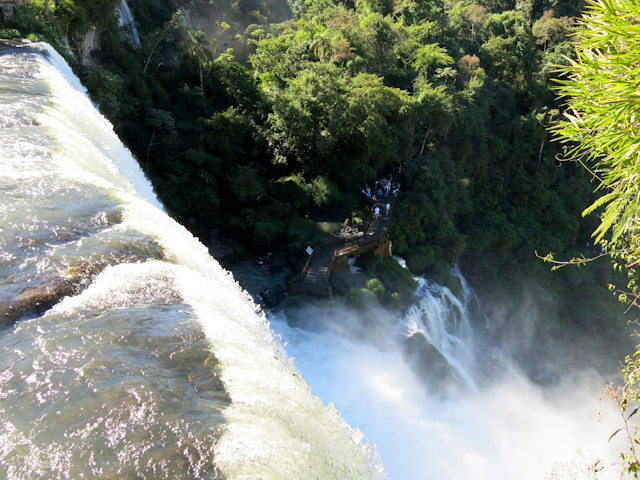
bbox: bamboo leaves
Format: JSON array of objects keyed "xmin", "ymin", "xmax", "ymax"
[{"xmin": 552, "ymin": 0, "xmax": 640, "ymax": 252}]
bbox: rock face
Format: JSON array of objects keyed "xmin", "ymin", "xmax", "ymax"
[
  {"xmin": 77, "ymin": 28, "xmax": 101, "ymax": 65},
  {"xmin": 0, "ymin": 0, "xmax": 30, "ymax": 20},
  {"xmin": 402, "ymin": 332, "xmax": 460, "ymax": 396}
]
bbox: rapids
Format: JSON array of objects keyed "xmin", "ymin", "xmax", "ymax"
[{"xmin": 0, "ymin": 42, "xmax": 384, "ymax": 479}]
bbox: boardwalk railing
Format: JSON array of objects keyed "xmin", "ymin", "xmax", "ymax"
[
  {"xmin": 288, "ymin": 197, "xmax": 395, "ymax": 298},
  {"xmin": 288, "ymin": 236, "xmax": 343, "ymax": 285}
]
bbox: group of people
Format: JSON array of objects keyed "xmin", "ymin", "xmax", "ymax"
[
  {"xmin": 373, "ymin": 203, "xmax": 390, "ymax": 218},
  {"xmin": 363, "ymin": 176, "xmax": 400, "ymax": 219},
  {"xmin": 363, "ymin": 176, "xmax": 400, "ymax": 204}
]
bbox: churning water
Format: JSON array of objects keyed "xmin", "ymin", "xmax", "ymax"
[
  {"xmin": 269, "ymin": 273, "xmax": 620, "ymax": 479},
  {"xmin": 0, "ymin": 42, "xmax": 384, "ymax": 479}
]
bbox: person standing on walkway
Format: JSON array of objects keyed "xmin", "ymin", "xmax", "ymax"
[
  {"xmin": 374, "ymin": 206, "xmax": 380, "ymax": 218},
  {"xmin": 386, "ymin": 203, "xmax": 390, "ymax": 215}
]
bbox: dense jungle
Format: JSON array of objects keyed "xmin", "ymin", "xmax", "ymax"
[{"xmin": 1, "ymin": 0, "xmax": 634, "ymax": 369}]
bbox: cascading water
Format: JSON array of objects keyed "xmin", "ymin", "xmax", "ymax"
[
  {"xmin": 0, "ymin": 42, "xmax": 385, "ymax": 479},
  {"xmin": 116, "ymin": 0, "xmax": 141, "ymax": 48},
  {"xmin": 267, "ymin": 265, "xmax": 620, "ymax": 479}
]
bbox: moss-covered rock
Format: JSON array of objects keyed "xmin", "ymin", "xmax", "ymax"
[
  {"xmin": 367, "ymin": 256, "xmax": 418, "ymax": 302},
  {"xmin": 402, "ymin": 332, "xmax": 459, "ymax": 395}
]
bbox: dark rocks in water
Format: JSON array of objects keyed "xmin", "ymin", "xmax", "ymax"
[
  {"xmin": 205, "ymin": 228, "xmax": 238, "ymax": 266},
  {"xmin": 1, "ymin": 282, "xmax": 74, "ymax": 323},
  {"xmin": 402, "ymin": 332, "xmax": 460, "ymax": 396},
  {"xmin": 0, "ymin": 240, "xmax": 165, "ymax": 325},
  {"xmin": 257, "ymin": 252, "xmax": 272, "ymax": 266},
  {"xmin": 259, "ymin": 288, "xmax": 285, "ymax": 308},
  {"xmin": 268, "ymin": 252, "xmax": 288, "ymax": 274}
]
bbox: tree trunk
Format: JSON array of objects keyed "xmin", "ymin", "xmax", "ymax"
[
  {"xmin": 143, "ymin": 37, "xmax": 163, "ymax": 73},
  {"xmin": 420, "ymin": 126, "xmax": 431, "ymax": 156},
  {"xmin": 45, "ymin": 0, "xmax": 49, "ymax": 17}
]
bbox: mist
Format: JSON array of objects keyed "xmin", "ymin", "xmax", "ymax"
[
  {"xmin": 267, "ymin": 275, "xmax": 630, "ymax": 480},
  {"xmin": 178, "ymin": 0, "xmax": 293, "ymax": 63}
]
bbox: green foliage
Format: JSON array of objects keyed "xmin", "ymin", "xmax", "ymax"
[
  {"xmin": 78, "ymin": 65, "xmax": 127, "ymax": 118},
  {"xmin": 286, "ymin": 216, "xmax": 328, "ymax": 267},
  {"xmin": 405, "ymin": 245, "xmax": 436, "ymax": 273},
  {"xmin": 599, "ymin": 346, "xmax": 640, "ymax": 478},
  {"xmin": 366, "ymin": 278, "xmax": 385, "ymax": 298},
  {"xmin": 553, "ymin": 0, "xmax": 640, "ymax": 263},
  {"xmin": 0, "ymin": 27, "xmax": 21, "ymax": 39},
  {"xmin": 309, "ymin": 176, "xmax": 339, "ymax": 206},
  {"xmin": 367, "ymin": 256, "xmax": 418, "ymax": 302},
  {"xmin": 347, "ymin": 287, "xmax": 379, "ymax": 308},
  {"xmin": 8, "ymin": 4, "xmax": 67, "ymax": 48},
  {"xmin": 413, "ymin": 43, "xmax": 454, "ymax": 77},
  {"xmin": 254, "ymin": 217, "xmax": 286, "ymax": 245},
  {"xmin": 532, "ymin": 10, "xmax": 571, "ymax": 51},
  {"xmin": 228, "ymin": 165, "xmax": 265, "ymax": 200},
  {"xmin": 264, "ymin": 62, "xmax": 414, "ymax": 186}
]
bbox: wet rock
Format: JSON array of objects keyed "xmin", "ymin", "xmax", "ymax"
[
  {"xmin": 205, "ymin": 229, "xmax": 237, "ymax": 265},
  {"xmin": 259, "ymin": 288, "xmax": 285, "ymax": 308},
  {"xmin": 77, "ymin": 28, "xmax": 101, "ymax": 65},
  {"xmin": 0, "ymin": 240, "xmax": 165, "ymax": 325},
  {"xmin": 268, "ymin": 252, "xmax": 288, "ymax": 274},
  {"xmin": 402, "ymin": 332, "xmax": 460, "ymax": 396},
  {"xmin": 257, "ymin": 252, "xmax": 272, "ymax": 266}
]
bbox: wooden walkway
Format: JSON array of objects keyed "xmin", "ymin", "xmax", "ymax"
[{"xmin": 288, "ymin": 195, "xmax": 397, "ymax": 298}]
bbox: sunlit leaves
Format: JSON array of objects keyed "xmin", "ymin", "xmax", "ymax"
[{"xmin": 552, "ymin": 0, "xmax": 640, "ymax": 262}]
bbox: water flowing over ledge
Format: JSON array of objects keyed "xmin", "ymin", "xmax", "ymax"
[{"xmin": 0, "ymin": 42, "xmax": 385, "ymax": 479}]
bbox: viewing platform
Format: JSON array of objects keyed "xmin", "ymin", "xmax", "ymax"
[{"xmin": 288, "ymin": 195, "xmax": 397, "ymax": 298}]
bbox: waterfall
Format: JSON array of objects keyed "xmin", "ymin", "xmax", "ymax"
[
  {"xmin": 0, "ymin": 42, "xmax": 384, "ymax": 479},
  {"xmin": 268, "ymin": 265, "xmax": 619, "ymax": 479},
  {"xmin": 116, "ymin": 0, "xmax": 141, "ymax": 48}
]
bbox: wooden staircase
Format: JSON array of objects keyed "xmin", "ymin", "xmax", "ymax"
[{"xmin": 288, "ymin": 195, "xmax": 397, "ymax": 298}]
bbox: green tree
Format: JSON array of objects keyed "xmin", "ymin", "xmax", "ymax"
[
  {"xmin": 142, "ymin": 10, "xmax": 184, "ymax": 73},
  {"xmin": 184, "ymin": 29, "xmax": 215, "ymax": 90},
  {"xmin": 413, "ymin": 43, "xmax": 454, "ymax": 78},
  {"xmin": 532, "ymin": 10, "xmax": 571, "ymax": 51},
  {"xmin": 465, "ymin": 4, "xmax": 487, "ymax": 43},
  {"xmin": 264, "ymin": 63, "xmax": 414, "ymax": 185}
]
